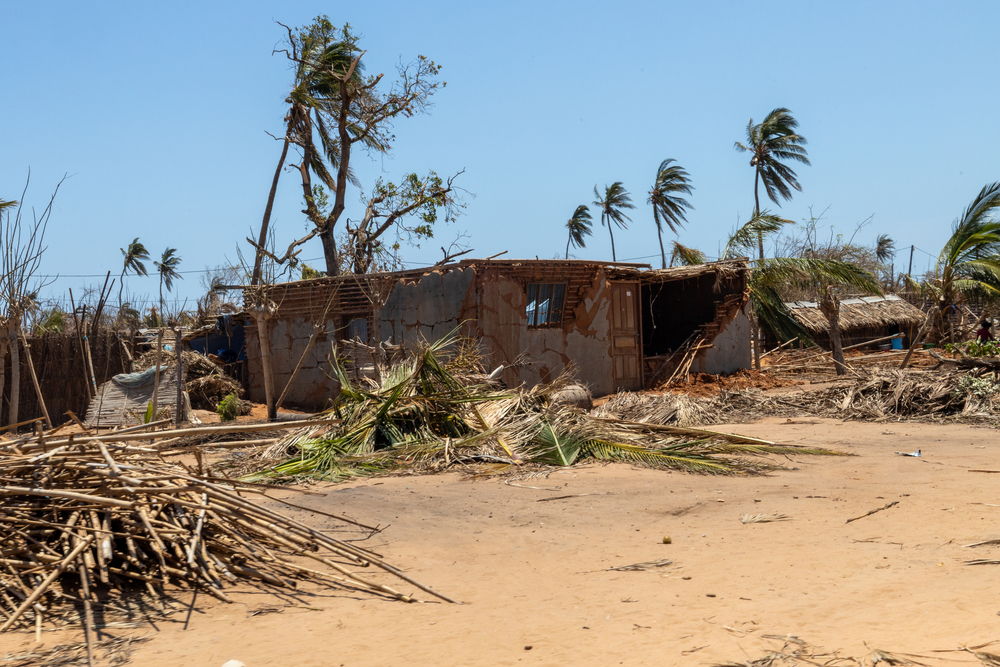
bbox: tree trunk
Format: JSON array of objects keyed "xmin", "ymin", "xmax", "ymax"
[
  {"xmin": 116, "ymin": 268, "xmax": 127, "ymax": 312},
  {"xmin": 320, "ymin": 226, "xmax": 340, "ymax": 276},
  {"xmin": 7, "ymin": 321, "xmax": 20, "ymax": 427},
  {"xmin": 819, "ymin": 288, "xmax": 847, "ymax": 376},
  {"xmin": 753, "ymin": 168, "xmax": 764, "ymax": 260},
  {"xmin": 0, "ymin": 327, "xmax": 6, "ymax": 426},
  {"xmin": 255, "ymin": 312, "xmax": 276, "ymax": 421},
  {"xmin": 252, "ymin": 137, "xmax": 291, "ymax": 285},
  {"xmin": 657, "ymin": 229, "xmax": 667, "ymax": 269},
  {"xmin": 565, "ymin": 236, "xmax": 571, "ymax": 260},
  {"xmin": 607, "ymin": 217, "xmax": 617, "ymax": 262}
]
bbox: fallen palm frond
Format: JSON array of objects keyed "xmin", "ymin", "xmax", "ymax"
[
  {"xmin": 608, "ymin": 558, "xmax": 673, "ymax": 571},
  {"xmin": 1, "ymin": 635, "xmax": 150, "ymax": 667},
  {"xmin": 740, "ymin": 513, "xmax": 791, "ymax": 524},
  {"xmin": 251, "ymin": 334, "xmax": 841, "ymax": 481},
  {"xmin": 0, "ymin": 440, "xmax": 452, "ymax": 646},
  {"xmin": 713, "ymin": 636, "xmax": 929, "ymax": 666}
]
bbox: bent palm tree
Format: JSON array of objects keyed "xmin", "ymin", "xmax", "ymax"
[
  {"xmin": 593, "ymin": 182, "xmax": 634, "ymax": 262},
  {"xmin": 926, "ymin": 182, "xmax": 1000, "ymax": 342},
  {"xmin": 723, "ymin": 212, "xmax": 881, "ymax": 366},
  {"xmin": 118, "ymin": 237, "xmax": 150, "ymax": 308},
  {"xmin": 734, "ymin": 108, "xmax": 810, "ymax": 259},
  {"xmin": 565, "ymin": 205, "xmax": 593, "ymax": 259},
  {"xmin": 154, "ymin": 248, "xmax": 182, "ymax": 322},
  {"xmin": 648, "ymin": 159, "xmax": 693, "ymax": 268}
]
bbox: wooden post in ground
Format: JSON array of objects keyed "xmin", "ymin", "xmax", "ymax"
[
  {"xmin": 18, "ymin": 330, "xmax": 52, "ymax": 429},
  {"xmin": 150, "ymin": 330, "xmax": 163, "ymax": 423},
  {"xmin": 174, "ymin": 328, "xmax": 184, "ymax": 427},
  {"xmin": 68, "ymin": 289, "xmax": 92, "ymax": 403},
  {"xmin": 6, "ymin": 321, "xmax": 21, "ymax": 430}
]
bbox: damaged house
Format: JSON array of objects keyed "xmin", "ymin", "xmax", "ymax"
[{"xmin": 243, "ymin": 259, "xmax": 751, "ymax": 409}]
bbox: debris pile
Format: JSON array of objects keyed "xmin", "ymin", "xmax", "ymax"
[
  {"xmin": 0, "ymin": 436, "xmax": 451, "ymax": 644},
  {"xmin": 133, "ymin": 347, "xmax": 245, "ymax": 412},
  {"xmin": 251, "ymin": 335, "xmax": 837, "ymax": 480},
  {"xmin": 832, "ymin": 369, "xmax": 1000, "ymax": 419},
  {"xmin": 598, "ymin": 369, "xmax": 1000, "ymax": 426}
]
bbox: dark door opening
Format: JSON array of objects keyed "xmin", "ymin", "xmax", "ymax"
[{"xmin": 640, "ymin": 276, "xmax": 717, "ymax": 357}]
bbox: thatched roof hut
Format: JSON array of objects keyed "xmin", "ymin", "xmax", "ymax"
[{"xmin": 784, "ymin": 295, "xmax": 925, "ymax": 346}]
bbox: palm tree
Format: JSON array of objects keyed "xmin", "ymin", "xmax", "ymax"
[
  {"xmin": 734, "ymin": 108, "xmax": 810, "ymax": 259},
  {"xmin": 875, "ymin": 234, "xmax": 896, "ymax": 264},
  {"xmin": 118, "ymin": 237, "xmax": 149, "ymax": 308},
  {"xmin": 925, "ymin": 183, "xmax": 1000, "ymax": 343},
  {"xmin": 874, "ymin": 233, "xmax": 896, "ymax": 288},
  {"xmin": 154, "ymin": 248, "xmax": 182, "ymax": 322},
  {"xmin": 593, "ymin": 182, "xmax": 634, "ymax": 262},
  {"xmin": 648, "ymin": 159, "xmax": 693, "ymax": 268},
  {"xmin": 565, "ymin": 205, "xmax": 593, "ymax": 259},
  {"xmin": 722, "ymin": 212, "xmax": 881, "ymax": 373}
]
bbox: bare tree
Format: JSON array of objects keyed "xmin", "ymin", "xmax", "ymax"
[
  {"xmin": 249, "ymin": 17, "xmax": 463, "ymax": 279},
  {"xmin": 0, "ymin": 173, "xmax": 63, "ymax": 426}
]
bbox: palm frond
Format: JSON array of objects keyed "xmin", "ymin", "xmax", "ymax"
[
  {"xmin": 121, "ymin": 238, "xmax": 150, "ymax": 276},
  {"xmin": 648, "ymin": 159, "xmax": 693, "ymax": 234},
  {"xmin": 593, "ymin": 182, "xmax": 634, "ymax": 229},
  {"xmin": 875, "ymin": 234, "xmax": 895, "ymax": 263},
  {"xmin": 154, "ymin": 248, "xmax": 183, "ymax": 292},
  {"xmin": 722, "ymin": 212, "xmax": 793, "ymax": 259},
  {"xmin": 566, "ymin": 205, "xmax": 593, "ymax": 249},
  {"xmin": 669, "ymin": 241, "xmax": 706, "ymax": 266}
]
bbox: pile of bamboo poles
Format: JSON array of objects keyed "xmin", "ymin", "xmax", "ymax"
[{"xmin": 0, "ymin": 427, "xmax": 452, "ymax": 658}]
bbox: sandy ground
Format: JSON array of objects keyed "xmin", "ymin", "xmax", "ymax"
[{"xmin": 5, "ymin": 416, "xmax": 1000, "ymax": 666}]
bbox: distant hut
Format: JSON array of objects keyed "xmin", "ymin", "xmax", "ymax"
[{"xmin": 782, "ymin": 295, "xmax": 925, "ymax": 348}]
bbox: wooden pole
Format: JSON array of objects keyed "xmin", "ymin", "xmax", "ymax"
[
  {"xmin": 900, "ymin": 313, "xmax": 933, "ymax": 369},
  {"xmin": 18, "ymin": 331, "xmax": 52, "ymax": 429},
  {"xmin": 174, "ymin": 328, "xmax": 184, "ymax": 426},
  {"xmin": 150, "ymin": 330, "xmax": 163, "ymax": 423},
  {"xmin": 6, "ymin": 321, "xmax": 21, "ymax": 430},
  {"xmin": 68, "ymin": 289, "xmax": 92, "ymax": 403}
]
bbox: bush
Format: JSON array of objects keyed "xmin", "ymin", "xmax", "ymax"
[
  {"xmin": 216, "ymin": 393, "xmax": 242, "ymax": 422},
  {"xmin": 945, "ymin": 340, "xmax": 1000, "ymax": 357}
]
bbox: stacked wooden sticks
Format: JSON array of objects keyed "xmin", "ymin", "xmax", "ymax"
[{"xmin": 0, "ymin": 428, "xmax": 453, "ymax": 661}]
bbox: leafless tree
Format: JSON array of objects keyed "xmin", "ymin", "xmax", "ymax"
[{"xmin": 0, "ymin": 173, "xmax": 63, "ymax": 425}]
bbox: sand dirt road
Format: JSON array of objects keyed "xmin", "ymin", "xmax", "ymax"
[{"xmin": 4, "ymin": 417, "xmax": 1000, "ymax": 665}]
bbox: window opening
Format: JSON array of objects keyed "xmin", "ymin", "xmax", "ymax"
[{"xmin": 526, "ymin": 283, "xmax": 566, "ymax": 327}]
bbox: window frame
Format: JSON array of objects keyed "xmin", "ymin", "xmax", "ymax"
[{"xmin": 525, "ymin": 282, "xmax": 567, "ymax": 328}]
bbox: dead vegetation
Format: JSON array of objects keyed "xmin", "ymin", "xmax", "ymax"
[
  {"xmin": 598, "ymin": 366, "xmax": 1000, "ymax": 426},
  {"xmin": 244, "ymin": 334, "xmax": 840, "ymax": 481},
  {"xmin": 0, "ymin": 427, "xmax": 453, "ymax": 663},
  {"xmin": 132, "ymin": 348, "xmax": 244, "ymax": 412}
]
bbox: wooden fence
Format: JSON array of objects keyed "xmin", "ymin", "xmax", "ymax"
[{"xmin": 0, "ymin": 332, "xmax": 131, "ymax": 427}]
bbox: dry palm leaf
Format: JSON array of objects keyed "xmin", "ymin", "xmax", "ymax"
[{"xmin": 740, "ymin": 512, "xmax": 791, "ymax": 524}]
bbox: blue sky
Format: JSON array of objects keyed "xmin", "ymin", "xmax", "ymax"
[{"xmin": 3, "ymin": 1, "xmax": 997, "ymax": 307}]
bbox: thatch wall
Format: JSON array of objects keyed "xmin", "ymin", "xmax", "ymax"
[{"xmin": 0, "ymin": 332, "xmax": 130, "ymax": 427}]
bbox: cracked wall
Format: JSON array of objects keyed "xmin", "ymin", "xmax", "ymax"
[{"xmin": 475, "ymin": 271, "xmax": 616, "ymax": 396}]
